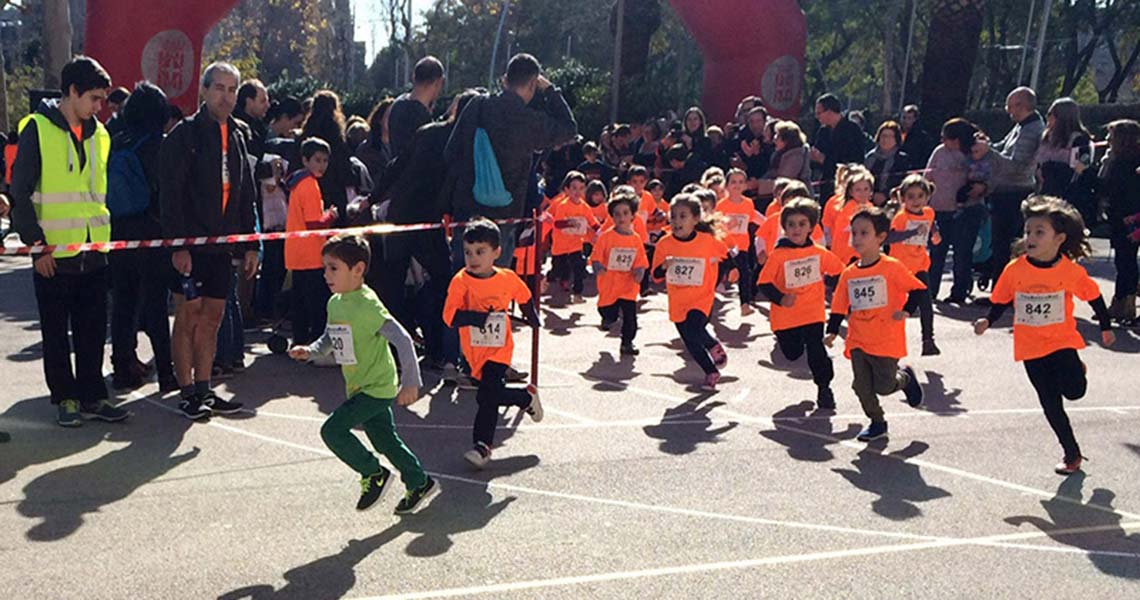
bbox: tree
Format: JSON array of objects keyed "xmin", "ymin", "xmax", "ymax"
[
  {"xmin": 918, "ymin": 0, "xmax": 987, "ymax": 136},
  {"xmin": 42, "ymin": 0, "xmax": 71, "ymax": 89}
]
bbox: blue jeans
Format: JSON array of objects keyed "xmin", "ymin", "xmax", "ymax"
[{"xmin": 928, "ymin": 205, "xmax": 985, "ymax": 300}]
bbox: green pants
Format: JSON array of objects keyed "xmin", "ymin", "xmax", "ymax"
[
  {"xmin": 321, "ymin": 393, "xmax": 427, "ymax": 490},
  {"xmin": 850, "ymin": 349, "xmax": 909, "ymax": 423}
]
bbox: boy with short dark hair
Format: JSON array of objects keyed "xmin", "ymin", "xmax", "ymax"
[
  {"xmin": 444, "ymin": 219, "xmax": 544, "ymax": 469},
  {"xmin": 289, "ymin": 233, "xmax": 438, "ymax": 514},
  {"xmin": 285, "ymin": 137, "xmax": 339, "ymax": 346}
]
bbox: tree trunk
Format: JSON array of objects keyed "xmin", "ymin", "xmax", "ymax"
[
  {"xmin": 917, "ymin": 0, "xmax": 987, "ymax": 136},
  {"xmin": 43, "ymin": 0, "xmax": 74, "ymax": 90},
  {"xmin": 0, "ymin": 45, "xmax": 8, "ymax": 133},
  {"xmin": 881, "ymin": 0, "xmax": 903, "ymax": 116}
]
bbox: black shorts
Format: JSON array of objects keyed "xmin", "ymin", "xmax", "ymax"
[{"xmin": 171, "ymin": 251, "xmax": 233, "ymax": 300}]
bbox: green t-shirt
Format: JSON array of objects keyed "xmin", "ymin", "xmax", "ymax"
[{"xmin": 324, "ymin": 285, "xmax": 398, "ymax": 399}]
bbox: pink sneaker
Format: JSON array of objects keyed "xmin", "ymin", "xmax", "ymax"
[
  {"xmin": 708, "ymin": 343, "xmax": 728, "ymax": 368},
  {"xmin": 1054, "ymin": 456, "xmax": 1084, "ymax": 475},
  {"xmin": 701, "ymin": 372, "xmax": 721, "ymax": 391}
]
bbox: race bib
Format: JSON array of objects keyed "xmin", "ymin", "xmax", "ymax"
[
  {"xmin": 1015, "ymin": 291, "xmax": 1064, "ymax": 327},
  {"xmin": 903, "ymin": 220, "xmax": 931, "ymax": 247},
  {"xmin": 327, "ymin": 325, "xmax": 357, "ymax": 365},
  {"xmin": 727, "ymin": 214, "xmax": 750, "ymax": 235},
  {"xmin": 848, "ymin": 275, "xmax": 888, "ymax": 312},
  {"xmin": 469, "ymin": 312, "xmax": 508, "ymax": 347},
  {"xmin": 565, "ymin": 217, "xmax": 588, "ymax": 236},
  {"xmin": 666, "ymin": 257, "xmax": 706, "ymax": 287},
  {"xmin": 784, "ymin": 255, "xmax": 822, "ymax": 289},
  {"xmin": 607, "ymin": 247, "xmax": 637, "ymax": 272}
]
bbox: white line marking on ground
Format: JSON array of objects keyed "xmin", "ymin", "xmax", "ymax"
[
  {"xmin": 355, "ymin": 521, "xmax": 1140, "ymax": 600},
  {"xmin": 541, "ymin": 365, "xmax": 1140, "ymax": 522}
]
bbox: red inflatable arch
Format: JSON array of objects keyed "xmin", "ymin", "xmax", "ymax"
[
  {"xmin": 84, "ymin": 0, "xmax": 239, "ymax": 112},
  {"xmin": 668, "ymin": 0, "xmax": 806, "ymax": 122}
]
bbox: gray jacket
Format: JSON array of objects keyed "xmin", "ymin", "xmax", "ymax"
[{"xmin": 989, "ymin": 112, "xmax": 1044, "ymax": 194}]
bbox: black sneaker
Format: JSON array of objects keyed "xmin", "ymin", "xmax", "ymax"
[
  {"xmin": 179, "ymin": 396, "xmax": 212, "ymax": 420},
  {"xmin": 856, "ymin": 420, "xmax": 889, "ymax": 441},
  {"xmin": 80, "ymin": 400, "xmax": 131, "ymax": 423},
  {"xmin": 902, "ymin": 366, "xmax": 923, "ymax": 408},
  {"xmin": 356, "ymin": 467, "xmax": 394, "ymax": 511},
  {"xmin": 940, "ymin": 295, "xmax": 967, "ymax": 305},
  {"xmin": 816, "ymin": 387, "xmax": 836, "ymax": 410},
  {"xmin": 921, "ymin": 339, "xmax": 941, "ymax": 356},
  {"xmin": 395, "ymin": 477, "xmax": 440, "ymax": 515},
  {"xmin": 504, "ymin": 366, "xmax": 528, "ymax": 383},
  {"xmin": 620, "ymin": 343, "xmax": 640, "ymax": 356},
  {"xmin": 599, "ymin": 319, "xmax": 617, "ymax": 331},
  {"xmin": 158, "ymin": 377, "xmax": 180, "ymax": 393},
  {"xmin": 199, "ymin": 391, "xmax": 243, "ymax": 415},
  {"xmin": 111, "ymin": 373, "xmax": 145, "ymax": 391}
]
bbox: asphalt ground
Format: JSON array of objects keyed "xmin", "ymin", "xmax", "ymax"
[{"xmin": 2, "ymin": 240, "xmax": 1139, "ymax": 599}]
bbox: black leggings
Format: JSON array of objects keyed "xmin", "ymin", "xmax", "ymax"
[
  {"xmin": 914, "ymin": 271, "xmax": 935, "ymax": 341},
  {"xmin": 1024, "ymin": 349, "xmax": 1087, "ymax": 461},
  {"xmin": 774, "ymin": 322, "xmax": 833, "ymax": 387},
  {"xmin": 551, "ymin": 251, "xmax": 586, "ymax": 294},
  {"xmin": 719, "ymin": 252, "xmax": 756, "ymax": 305},
  {"xmin": 474, "ymin": 361, "xmax": 532, "ymax": 447},
  {"xmin": 675, "ymin": 309, "xmax": 720, "ymax": 375},
  {"xmin": 599, "ymin": 299, "xmax": 638, "ymax": 344}
]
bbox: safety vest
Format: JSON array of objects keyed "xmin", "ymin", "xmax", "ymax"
[{"xmin": 18, "ymin": 113, "xmax": 111, "ymax": 258}]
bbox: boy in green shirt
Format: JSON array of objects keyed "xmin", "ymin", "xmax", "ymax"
[{"xmin": 289, "ymin": 233, "xmax": 439, "ymax": 514}]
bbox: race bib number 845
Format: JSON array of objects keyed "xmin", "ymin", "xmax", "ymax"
[
  {"xmin": 1015, "ymin": 291, "xmax": 1064, "ymax": 327},
  {"xmin": 848, "ymin": 275, "xmax": 888, "ymax": 311}
]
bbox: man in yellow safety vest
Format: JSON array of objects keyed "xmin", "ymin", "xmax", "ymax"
[{"xmin": 10, "ymin": 56, "xmax": 130, "ymax": 427}]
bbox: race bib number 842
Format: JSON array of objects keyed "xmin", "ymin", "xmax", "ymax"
[
  {"xmin": 1015, "ymin": 291, "xmax": 1064, "ymax": 327},
  {"xmin": 848, "ymin": 275, "xmax": 888, "ymax": 311}
]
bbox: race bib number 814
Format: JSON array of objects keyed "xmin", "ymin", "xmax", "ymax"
[{"xmin": 469, "ymin": 312, "xmax": 508, "ymax": 347}]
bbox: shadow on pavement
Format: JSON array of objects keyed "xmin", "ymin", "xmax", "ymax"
[
  {"xmin": 759, "ymin": 401, "xmax": 861, "ymax": 462},
  {"xmin": 831, "ymin": 440, "xmax": 952, "ymax": 520},
  {"xmin": 642, "ymin": 397, "xmax": 738, "ymax": 455},
  {"xmin": 215, "ymin": 460, "xmax": 534, "ymax": 600},
  {"xmin": 1004, "ymin": 472, "xmax": 1140, "ymax": 579},
  {"xmin": 919, "ymin": 370, "xmax": 966, "ymax": 416}
]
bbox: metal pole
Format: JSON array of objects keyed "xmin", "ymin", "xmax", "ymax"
[
  {"xmin": 489, "ymin": 0, "xmax": 511, "ymax": 87},
  {"xmin": 898, "ymin": 0, "xmax": 918, "ymax": 111},
  {"xmin": 1017, "ymin": 0, "xmax": 1037, "ymax": 84},
  {"xmin": 1030, "ymin": 0, "xmax": 1053, "ymax": 91},
  {"xmin": 529, "ymin": 209, "xmax": 541, "ymax": 388},
  {"xmin": 611, "ymin": 0, "xmax": 625, "ymax": 123}
]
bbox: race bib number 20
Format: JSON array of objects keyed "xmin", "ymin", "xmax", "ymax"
[
  {"xmin": 848, "ymin": 275, "xmax": 888, "ymax": 312},
  {"xmin": 327, "ymin": 324, "xmax": 357, "ymax": 365},
  {"xmin": 1015, "ymin": 291, "xmax": 1064, "ymax": 327}
]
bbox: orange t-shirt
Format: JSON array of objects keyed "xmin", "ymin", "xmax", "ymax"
[
  {"xmin": 651, "ymin": 231, "xmax": 729, "ymax": 322},
  {"xmin": 443, "ymin": 267, "xmax": 533, "ymax": 379},
  {"xmin": 591, "ymin": 228, "xmax": 649, "ymax": 306},
  {"xmin": 765, "ymin": 201, "xmax": 783, "ymax": 219},
  {"xmin": 989, "ymin": 256, "xmax": 1103, "ymax": 362},
  {"xmin": 549, "ymin": 198, "xmax": 598, "ymax": 255},
  {"xmin": 590, "ymin": 202, "xmax": 609, "ymax": 230},
  {"xmin": 758, "ymin": 242, "xmax": 844, "ymax": 332},
  {"xmin": 716, "ymin": 197, "xmax": 765, "ymax": 251},
  {"xmin": 888, "ymin": 207, "xmax": 936, "ymax": 274},
  {"xmin": 755, "ymin": 211, "xmax": 825, "ymax": 256},
  {"xmin": 600, "ymin": 212, "xmax": 648, "ymax": 243},
  {"xmin": 513, "ymin": 218, "xmax": 550, "ymax": 276},
  {"xmin": 831, "ymin": 255, "xmax": 925, "ymax": 359},
  {"xmin": 219, "ymin": 122, "xmax": 231, "ymax": 212},
  {"xmin": 821, "ymin": 194, "xmax": 841, "ymax": 235},
  {"xmin": 829, "ymin": 200, "xmax": 867, "ymax": 265},
  {"xmin": 284, "ymin": 174, "xmax": 327, "ymax": 271},
  {"xmin": 4, "ymin": 143, "xmax": 16, "ymax": 184},
  {"xmin": 70, "ymin": 124, "xmax": 83, "ymax": 141}
]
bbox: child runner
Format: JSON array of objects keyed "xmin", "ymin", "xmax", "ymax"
[
  {"xmin": 825, "ymin": 206, "xmax": 926, "ymax": 441},
  {"xmin": 443, "ymin": 219, "xmax": 544, "ymax": 469},
  {"xmin": 717, "ymin": 168, "xmax": 765, "ymax": 315},
  {"xmin": 591, "ymin": 188, "xmax": 649, "ymax": 355},
  {"xmin": 549, "ymin": 171, "xmax": 598, "ymax": 303},
  {"xmin": 757, "ymin": 198, "xmax": 844, "ymax": 408},
  {"xmin": 828, "ymin": 167, "xmax": 875, "ymax": 265},
  {"xmin": 651, "ymin": 193, "xmax": 731, "ymax": 390},
  {"xmin": 285, "ymin": 138, "xmax": 339, "ymax": 346},
  {"xmin": 821, "ymin": 163, "xmax": 854, "ymax": 246},
  {"xmin": 287, "ymin": 234, "xmax": 438, "ymax": 514},
  {"xmin": 887, "ymin": 174, "xmax": 943, "ymax": 355},
  {"xmin": 973, "ymin": 196, "xmax": 1114, "ymax": 474},
  {"xmin": 755, "ymin": 180, "xmax": 824, "ymax": 264}
]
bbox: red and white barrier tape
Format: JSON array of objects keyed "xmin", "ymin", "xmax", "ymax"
[{"xmin": 0, "ymin": 217, "xmax": 534, "ymax": 257}]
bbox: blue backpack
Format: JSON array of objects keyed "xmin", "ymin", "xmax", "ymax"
[
  {"xmin": 106, "ymin": 135, "xmax": 153, "ymax": 218},
  {"xmin": 471, "ymin": 99, "xmax": 512, "ymax": 208}
]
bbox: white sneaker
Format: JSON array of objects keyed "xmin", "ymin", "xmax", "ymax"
[
  {"xmin": 463, "ymin": 443, "xmax": 491, "ymax": 469},
  {"xmin": 525, "ymin": 384, "xmax": 543, "ymax": 422}
]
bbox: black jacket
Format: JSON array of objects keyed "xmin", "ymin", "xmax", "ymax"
[
  {"xmin": 445, "ymin": 87, "xmax": 577, "ymax": 219},
  {"xmin": 159, "ymin": 106, "xmax": 257, "ymax": 254},
  {"xmin": 377, "ymin": 120, "xmax": 456, "ymax": 225},
  {"xmin": 10, "ymin": 99, "xmax": 108, "ymax": 273},
  {"xmin": 899, "ymin": 126, "xmax": 935, "ymax": 172},
  {"xmin": 109, "ymin": 128, "xmax": 164, "ymax": 242}
]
